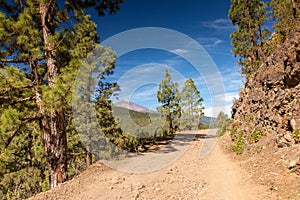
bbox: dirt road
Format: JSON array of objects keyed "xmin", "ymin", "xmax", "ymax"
[{"xmin": 30, "ymin": 129, "xmax": 274, "ymax": 200}]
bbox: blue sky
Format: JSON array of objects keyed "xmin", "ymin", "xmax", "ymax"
[{"xmin": 88, "ymin": 0, "xmax": 244, "ymax": 117}]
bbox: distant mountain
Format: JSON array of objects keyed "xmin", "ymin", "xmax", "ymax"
[
  {"xmin": 200, "ymin": 116, "xmax": 216, "ymax": 126},
  {"xmin": 114, "ymin": 100, "xmax": 155, "ymax": 113},
  {"xmin": 114, "ymin": 100, "xmax": 215, "ymax": 126}
]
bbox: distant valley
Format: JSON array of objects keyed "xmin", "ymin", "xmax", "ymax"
[{"xmin": 113, "ymin": 99, "xmax": 215, "ymax": 126}]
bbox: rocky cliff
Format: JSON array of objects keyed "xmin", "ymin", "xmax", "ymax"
[{"xmin": 232, "ymin": 29, "xmax": 300, "ymax": 149}]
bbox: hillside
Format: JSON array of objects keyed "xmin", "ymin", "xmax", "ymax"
[
  {"xmin": 112, "ymin": 105, "xmax": 159, "ymax": 127},
  {"xmin": 113, "ymin": 100, "xmax": 214, "ymax": 127},
  {"xmin": 231, "ymin": 30, "xmax": 300, "ymax": 173},
  {"xmin": 200, "ymin": 116, "xmax": 216, "ymax": 126}
]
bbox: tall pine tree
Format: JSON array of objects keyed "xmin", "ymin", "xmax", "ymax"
[
  {"xmin": 157, "ymin": 69, "xmax": 181, "ymax": 134},
  {"xmin": 72, "ymin": 45, "xmax": 121, "ymax": 165},
  {"xmin": 271, "ymin": 0, "xmax": 300, "ymax": 37},
  {"xmin": 0, "ymin": 0, "xmax": 123, "ymax": 190},
  {"xmin": 229, "ymin": 0, "xmax": 270, "ymax": 75},
  {"xmin": 180, "ymin": 78, "xmax": 204, "ymax": 130}
]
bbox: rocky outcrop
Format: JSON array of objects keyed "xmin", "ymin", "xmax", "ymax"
[{"xmin": 232, "ymin": 29, "xmax": 300, "ymax": 148}]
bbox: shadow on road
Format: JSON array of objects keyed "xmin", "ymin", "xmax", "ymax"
[{"xmin": 100, "ymin": 129, "xmax": 218, "ymax": 173}]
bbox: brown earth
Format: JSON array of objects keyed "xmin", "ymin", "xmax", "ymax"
[
  {"xmin": 28, "ymin": 129, "xmax": 300, "ymax": 200},
  {"xmin": 228, "ymin": 28, "xmax": 300, "ymax": 199},
  {"xmin": 221, "ymin": 131, "xmax": 300, "ymax": 200},
  {"xmin": 232, "ymin": 29, "xmax": 300, "ymax": 148}
]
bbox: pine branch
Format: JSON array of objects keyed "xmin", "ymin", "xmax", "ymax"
[
  {"xmin": 1, "ymin": 127, "xmax": 22, "ymax": 153},
  {"xmin": 0, "ymin": 115, "xmax": 41, "ymax": 154},
  {"xmin": 22, "ymin": 114, "xmax": 43, "ymax": 122},
  {"xmin": 0, "ymin": 59, "xmax": 29, "ymax": 63},
  {"xmin": 0, "ymin": 84, "xmax": 33, "ymax": 94},
  {"xmin": 0, "ymin": 56, "xmax": 44, "ymax": 64},
  {"xmin": 68, "ymin": 152, "xmax": 86, "ymax": 156},
  {"xmin": 11, "ymin": 96, "xmax": 35, "ymax": 104},
  {"xmin": 0, "ymin": 96, "xmax": 36, "ymax": 105}
]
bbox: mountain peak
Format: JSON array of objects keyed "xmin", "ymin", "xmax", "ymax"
[{"xmin": 114, "ymin": 100, "xmax": 154, "ymax": 113}]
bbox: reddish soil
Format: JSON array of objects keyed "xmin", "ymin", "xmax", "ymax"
[{"xmin": 29, "ymin": 129, "xmax": 299, "ymax": 200}]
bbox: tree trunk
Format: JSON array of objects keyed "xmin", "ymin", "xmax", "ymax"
[
  {"xmin": 292, "ymin": 0, "xmax": 297, "ymax": 19},
  {"xmin": 86, "ymin": 75, "xmax": 94, "ymax": 167},
  {"xmin": 168, "ymin": 113, "xmax": 173, "ymax": 134},
  {"xmin": 86, "ymin": 146, "xmax": 92, "ymax": 167},
  {"xmin": 39, "ymin": 1, "xmax": 68, "ymax": 189},
  {"xmin": 85, "ymin": 112, "xmax": 93, "ymax": 167},
  {"xmin": 27, "ymin": 131, "xmax": 33, "ymax": 167}
]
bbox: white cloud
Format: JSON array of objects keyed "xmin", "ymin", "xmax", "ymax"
[
  {"xmin": 213, "ymin": 39, "xmax": 223, "ymax": 46},
  {"xmin": 197, "ymin": 37, "xmax": 224, "ymax": 46},
  {"xmin": 224, "ymin": 92, "xmax": 239, "ymax": 102},
  {"xmin": 193, "ymin": 36, "xmax": 226, "ymax": 55},
  {"xmin": 219, "ymin": 67, "xmax": 244, "ymax": 92},
  {"xmin": 204, "ymin": 105, "xmax": 233, "ymax": 118},
  {"xmin": 190, "ymin": 65, "xmax": 243, "ymax": 118},
  {"xmin": 214, "ymin": 92, "xmax": 239, "ymax": 104},
  {"xmin": 201, "ymin": 18, "xmax": 236, "ymax": 31},
  {"xmin": 171, "ymin": 48, "xmax": 189, "ymax": 54},
  {"xmin": 131, "ymin": 86, "xmax": 158, "ymax": 100},
  {"xmin": 162, "ymin": 58, "xmax": 184, "ymax": 67},
  {"xmin": 113, "ymin": 63, "xmax": 185, "ymax": 101}
]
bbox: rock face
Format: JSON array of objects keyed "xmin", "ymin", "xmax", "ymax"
[{"xmin": 232, "ymin": 30, "xmax": 300, "ymax": 148}]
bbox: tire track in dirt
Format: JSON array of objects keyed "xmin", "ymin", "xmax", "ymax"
[{"xmin": 30, "ymin": 129, "xmax": 274, "ymax": 200}]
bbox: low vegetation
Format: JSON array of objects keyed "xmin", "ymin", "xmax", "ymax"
[
  {"xmin": 232, "ymin": 131, "xmax": 246, "ymax": 155},
  {"xmin": 2, "ymin": 0, "xmax": 298, "ymax": 198},
  {"xmin": 293, "ymin": 128, "xmax": 300, "ymax": 143},
  {"xmin": 229, "ymin": 0, "xmax": 300, "ymax": 160},
  {"xmin": 213, "ymin": 111, "xmax": 231, "ymax": 137},
  {"xmin": 252, "ymin": 129, "xmax": 263, "ymax": 143}
]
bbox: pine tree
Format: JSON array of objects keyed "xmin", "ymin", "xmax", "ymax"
[
  {"xmin": 271, "ymin": 0, "xmax": 300, "ymax": 37},
  {"xmin": 214, "ymin": 111, "xmax": 231, "ymax": 136},
  {"xmin": 229, "ymin": 0, "xmax": 270, "ymax": 75},
  {"xmin": 72, "ymin": 45, "xmax": 122, "ymax": 164},
  {"xmin": 180, "ymin": 78, "xmax": 204, "ymax": 130},
  {"xmin": 0, "ymin": 0, "xmax": 123, "ymax": 190},
  {"xmin": 157, "ymin": 69, "xmax": 181, "ymax": 134},
  {"xmin": 214, "ymin": 111, "xmax": 230, "ymax": 128},
  {"xmin": 0, "ymin": 122, "xmax": 48, "ymax": 199}
]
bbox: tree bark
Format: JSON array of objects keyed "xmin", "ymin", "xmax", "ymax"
[
  {"xmin": 85, "ymin": 113, "xmax": 93, "ymax": 167},
  {"xmin": 86, "ymin": 145, "xmax": 92, "ymax": 167},
  {"xmin": 292, "ymin": 0, "xmax": 297, "ymax": 19},
  {"xmin": 39, "ymin": 1, "xmax": 68, "ymax": 189},
  {"xmin": 27, "ymin": 130, "xmax": 33, "ymax": 167}
]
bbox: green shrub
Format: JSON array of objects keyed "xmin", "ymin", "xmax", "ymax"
[
  {"xmin": 217, "ymin": 121, "xmax": 231, "ymax": 137},
  {"xmin": 232, "ymin": 131, "xmax": 245, "ymax": 155},
  {"xmin": 234, "ymin": 137, "xmax": 245, "ymax": 154},
  {"xmin": 293, "ymin": 128, "xmax": 300, "ymax": 143},
  {"xmin": 198, "ymin": 123, "xmax": 209, "ymax": 130},
  {"xmin": 252, "ymin": 129, "xmax": 263, "ymax": 143},
  {"xmin": 230, "ymin": 128, "xmax": 237, "ymax": 141}
]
